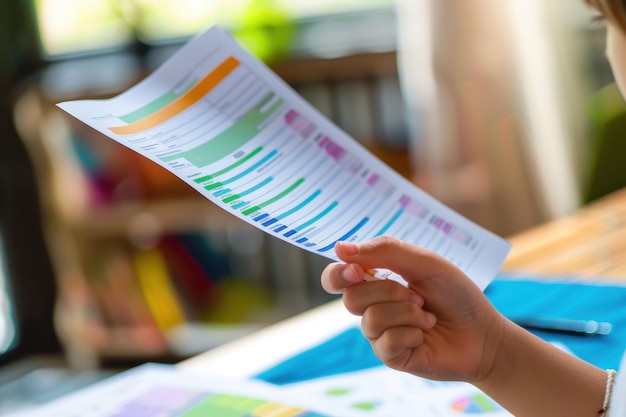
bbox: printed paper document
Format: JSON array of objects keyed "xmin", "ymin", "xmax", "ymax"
[{"xmin": 57, "ymin": 26, "xmax": 510, "ymax": 289}]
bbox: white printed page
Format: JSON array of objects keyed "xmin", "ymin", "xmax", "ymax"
[
  {"xmin": 9, "ymin": 363, "xmax": 509, "ymax": 417},
  {"xmin": 11, "ymin": 364, "xmax": 337, "ymax": 417},
  {"xmin": 57, "ymin": 26, "xmax": 510, "ymax": 290},
  {"xmin": 281, "ymin": 366, "xmax": 512, "ymax": 417}
]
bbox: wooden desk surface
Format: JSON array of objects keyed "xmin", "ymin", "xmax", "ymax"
[{"xmin": 503, "ymin": 188, "xmax": 626, "ymax": 279}]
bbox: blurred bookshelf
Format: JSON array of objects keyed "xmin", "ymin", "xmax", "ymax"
[{"xmin": 13, "ymin": 4, "xmax": 413, "ymax": 368}]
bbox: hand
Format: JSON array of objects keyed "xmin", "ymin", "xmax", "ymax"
[{"xmin": 321, "ymin": 236, "xmax": 506, "ymax": 384}]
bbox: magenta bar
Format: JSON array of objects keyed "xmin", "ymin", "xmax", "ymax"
[
  {"xmin": 326, "ymin": 143, "xmax": 345, "ymax": 160},
  {"xmin": 318, "ymin": 136, "xmax": 330, "ymax": 148},
  {"xmin": 285, "ymin": 109, "xmax": 298, "ymax": 124},
  {"xmin": 435, "ymin": 218, "xmax": 444, "ymax": 229},
  {"xmin": 367, "ymin": 173, "xmax": 379, "ymax": 186}
]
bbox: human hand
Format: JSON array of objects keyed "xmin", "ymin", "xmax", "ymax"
[{"xmin": 321, "ymin": 236, "xmax": 506, "ymax": 384}]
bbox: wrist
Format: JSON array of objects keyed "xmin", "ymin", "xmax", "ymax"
[
  {"xmin": 473, "ymin": 317, "xmax": 607, "ymax": 417},
  {"xmin": 473, "ymin": 315, "xmax": 516, "ymax": 392}
]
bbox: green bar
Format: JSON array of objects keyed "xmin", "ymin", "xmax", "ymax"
[
  {"xmin": 194, "ymin": 146, "xmax": 263, "ymax": 183},
  {"xmin": 242, "ymin": 205, "xmax": 261, "ymax": 216},
  {"xmin": 161, "ymin": 93, "xmax": 283, "ymax": 167},
  {"xmin": 204, "ymin": 181, "xmax": 223, "ymax": 191},
  {"xmin": 179, "ymin": 394, "xmax": 266, "ymax": 417},
  {"xmin": 222, "ymin": 194, "xmax": 241, "ymax": 204},
  {"xmin": 120, "ymin": 91, "xmax": 179, "ymax": 124},
  {"xmin": 195, "ymin": 174, "xmax": 214, "ymax": 184},
  {"xmin": 178, "ymin": 79, "xmax": 197, "ymax": 95},
  {"xmin": 121, "ymin": 79, "xmax": 197, "ymax": 124},
  {"xmin": 474, "ymin": 395, "xmax": 497, "ymax": 411},
  {"xmin": 242, "ymin": 178, "xmax": 304, "ymax": 216}
]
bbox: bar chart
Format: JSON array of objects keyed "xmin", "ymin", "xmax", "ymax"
[
  {"xmin": 58, "ymin": 25, "xmax": 511, "ymax": 289},
  {"xmin": 108, "ymin": 386, "xmax": 328, "ymax": 417},
  {"xmin": 33, "ymin": 365, "xmax": 336, "ymax": 417}
]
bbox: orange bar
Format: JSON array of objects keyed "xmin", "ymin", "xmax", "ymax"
[{"xmin": 109, "ymin": 56, "xmax": 240, "ymax": 135}]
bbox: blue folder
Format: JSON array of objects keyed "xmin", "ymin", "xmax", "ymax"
[{"xmin": 256, "ymin": 276, "xmax": 626, "ymax": 385}]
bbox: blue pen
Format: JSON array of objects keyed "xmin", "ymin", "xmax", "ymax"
[{"xmin": 511, "ymin": 317, "xmax": 612, "ymax": 336}]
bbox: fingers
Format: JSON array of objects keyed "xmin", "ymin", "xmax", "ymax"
[
  {"xmin": 320, "ymin": 262, "xmax": 365, "ymax": 294},
  {"xmin": 357, "ymin": 290, "xmax": 436, "ymax": 368},
  {"xmin": 340, "ymin": 279, "xmax": 436, "ymax": 356},
  {"xmin": 320, "ymin": 242, "xmax": 442, "ymax": 374},
  {"xmin": 321, "ymin": 237, "xmax": 455, "ymax": 294},
  {"xmin": 334, "ymin": 237, "xmax": 458, "ymax": 286},
  {"xmin": 322, "ymin": 260, "xmax": 430, "ymax": 318},
  {"xmin": 361, "ymin": 300, "xmax": 436, "ymax": 340},
  {"xmin": 370, "ymin": 326, "xmax": 425, "ymax": 367},
  {"xmin": 342, "ymin": 279, "xmax": 422, "ymax": 315}
]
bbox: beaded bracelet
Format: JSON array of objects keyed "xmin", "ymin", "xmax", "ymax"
[{"xmin": 599, "ymin": 369, "xmax": 617, "ymax": 416}]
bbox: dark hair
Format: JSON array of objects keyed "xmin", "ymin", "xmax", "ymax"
[{"xmin": 582, "ymin": 0, "xmax": 626, "ymax": 31}]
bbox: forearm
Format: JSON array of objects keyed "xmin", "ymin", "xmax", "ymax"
[{"xmin": 475, "ymin": 319, "xmax": 607, "ymax": 417}]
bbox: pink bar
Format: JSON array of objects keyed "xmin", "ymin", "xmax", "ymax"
[
  {"xmin": 367, "ymin": 173, "xmax": 379, "ymax": 185},
  {"xmin": 400, "ymin": 196, "xmax": 410, "ymax": 208},
  {"xmin": 292, "ymin": 119, "xmax": 306, "ymax": 130},
  {"xmin": 285, "ymin": 109, "xmax": 297, "ymax": 124},
  {"xmin": 453, "ymin": 229, "xmax": 470, "ymax": 243},
  {"xmin": 318, "ymin": 136, "xmax": 330, "ymax": 148},
  {"xmin": 435, "ymin": 219, "xmax": 444, "ymax": 229},
  {"xmin": 326, "ymin": 143, "xmax": 345, "ymax": 160},
  {"xmin": 301, "ymin": 124, "xmax": 316, "ymax": 138}
]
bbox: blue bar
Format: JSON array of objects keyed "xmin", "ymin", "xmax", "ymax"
[
  {"xmin": 222, "ymin": 151, "xmax": 277, "ymax": 185},
  {"xmin": 254, "ymin": 213, "xmax": 269, "ymax": 222},
  {"xmin": 375, "ymin": 209, "xmax": 403, "ymax": 237},
  {"xmin": 263, "ymin": 218, "xmax": 278, "ymax": 227},
  {"xmin": 274, "ymin": 225, "xmax": 287, "ymax": 233},
  {"xmin": 232, "ymin": 201, "xmax": 248, "ymax": 210},
  {"xmin": 239, "ymin": 176, "xmax": 273, "ymax": 197},
  {"xmin": 294, "ymin": 201, "xmax": 338, "ymax": 233},
  {"xmin": 296, "ymin": 238, "xmax": 308, "ymax": 244},
  {"xmin": 318, "ymin": 217, "xmax": 369, "ymax": 252},
  {"xmin": 213, "ymin": 188, "xmax": 231, "ymax": 197},
  {"xmin": 275, "ymin": 190, "xmax": 321, "ymax": 221},
  {"xmin": 284, "ymin": 230, "xmax": 297, "ymax": 238}
]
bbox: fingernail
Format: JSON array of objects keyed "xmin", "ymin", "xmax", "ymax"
[
  {"xmin": 409, "ymin": 293, "xmax": 424, "ymax": 307},
  {"xmin": 425, "ymin": 312, "xmax": 437, "ymax": 328},
  {"xmin": 341, "ymin": 265, "xmax": 360, "ymax": 283},
  {"xmin": 338, "ymin": 241, "xmax": 359, "ymax": 256}
]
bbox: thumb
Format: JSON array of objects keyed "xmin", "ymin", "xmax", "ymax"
[{"xmin": 334, "ymin": 237, "xmax": 458, "ymax": 286}]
